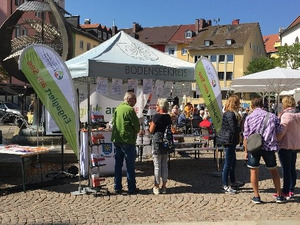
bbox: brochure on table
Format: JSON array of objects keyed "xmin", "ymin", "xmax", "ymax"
[{"xmin": 0, "ymin": 145, "xmax": 51, "ymax": 156}]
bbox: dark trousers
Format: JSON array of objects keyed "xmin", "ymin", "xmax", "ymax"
[
  {"xmin": 222, "ymin": 144, "xmax": 237, "ymax": 186},
  {"xmin": 278, "ymin": 149, "xmax": 297, "ymax": 194}
]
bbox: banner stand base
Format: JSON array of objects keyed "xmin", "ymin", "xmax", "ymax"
[
  {"xmin": 71, "ymin": 186, "xmax": 108, "ymax": 196},
  {"xmin": 71, "ymin": 187, "xmax": 87, "ymax": 195}
]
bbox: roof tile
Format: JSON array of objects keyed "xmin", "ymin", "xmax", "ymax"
[
  {"xmin": 123, "ymin": 25, "xmax": 180, "ymax": 45},
  {"xmin": 188, "ymin": 23, "xmax": 260, "ymax": 50},
  {"xmin": 286, "ymin": 15, "xmax": 300, "ymax": 30},
  {"xmin": 263, "ymin": 34, "xmax": 279, "ymax": 53},
  {"xmin": 169, "ymin": 24, "xmax": 196, "ymax": 44}
]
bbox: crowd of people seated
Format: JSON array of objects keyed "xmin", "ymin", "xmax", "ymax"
[{"xmin": 169, "ymin": 102, "xmax": 215, "ymax": 137}]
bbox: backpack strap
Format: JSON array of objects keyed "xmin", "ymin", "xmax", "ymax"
[{"xmin": 261, "ymin": 112, "xmax": 270, "ymax": 135}]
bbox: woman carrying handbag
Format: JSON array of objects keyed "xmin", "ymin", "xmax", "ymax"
[{"xmin": 216, "ymin": 95, "xmax": 244, "ymax": 194}]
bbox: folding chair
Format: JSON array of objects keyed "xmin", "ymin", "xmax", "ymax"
[{"xmin": 199, "ymin": 126, "xmax": 213, "ymax": 147}]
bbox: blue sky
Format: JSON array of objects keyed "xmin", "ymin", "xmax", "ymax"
[{"xmin": 65, "ymin": 0, "xmax": 299, "ymax": 36}]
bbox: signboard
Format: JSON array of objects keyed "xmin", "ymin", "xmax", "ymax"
[
  {"xmin": 195, "ymin": 57, "xmax": 222, "ymax": 132},
  {"xmin": 19, "ymin": 44, "xmax": 79, "ymax": 157}
]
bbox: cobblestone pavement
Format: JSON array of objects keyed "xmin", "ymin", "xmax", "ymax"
[{"xmin": 1, "ymin": 125, "xmax": 300, "ymax": 225}]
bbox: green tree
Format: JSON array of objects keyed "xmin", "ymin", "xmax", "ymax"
[
  {"xmin": 276, "ymin": 43, "xmax": 300, "ymax": 69},
  {"xmin": 244, "ymin": 57, "xmax": 276, "ymax": 75}
]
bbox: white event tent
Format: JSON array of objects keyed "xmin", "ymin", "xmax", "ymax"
[
  {"xmin": 65, "ymin": 31, "xmax": 196, "ymax": 178},
  {"xmin": 66, "ymin": 30, "xmax": 196, "ymax": 121},
  {"xmin": 66, "ymin": 31, "xmax": 195, "ymax": 82}
]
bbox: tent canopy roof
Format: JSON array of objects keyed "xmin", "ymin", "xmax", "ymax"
[
  {"xmin": 66, "ymin": 31, "xmax": 195, "ymax": 81},
  {"xmin": 231, "ymin": 68, "xmax": 300, "ymax": 94}
]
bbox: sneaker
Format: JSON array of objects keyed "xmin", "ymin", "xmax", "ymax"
[
  {"xmin": 128, "ymin": 188, "xmax": 140, "ymax": 195},
  {"xmin": 273, "ymin": 192, "xmax": 291, "ymax": 200},
  {"xmin": 252, "ymin": 196, "xmax": 262, "ymax": 204},
  {"xmin": 153, "ymin": 187, "xmax": 160, "ymax": 195},
  {"xmin": 289, "ymin": 192, "xmax": 295, "ymax": 198},
  {"xmin": 276, "ymin": 195, "xmax": 287, "ymax": 203},
  {"xmin": 231, "ymin": 181, "xmax": 245, "ymax": 188},
  {"xmin": 223, "ymin": 185, "xmax": 237, "ymax": 194},
  {"xmin": 113, "ymin": 189, "xmax": 123, "ymax": 195},
  {"xmin": 160, "ymin": 187, "xmax": 167, "ymax": 194}
]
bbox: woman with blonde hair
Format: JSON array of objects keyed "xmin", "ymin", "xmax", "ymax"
[
  {"xmin": 217, "ymin": 95, "xmax": 244, "ymax": 194},
  {"xmin": 149, "ymin": 98, "xmax": 172, "ymax": 195},
  {"xmin": 277, "ymin": 96, "xmax": 300, "ymax": 199}
]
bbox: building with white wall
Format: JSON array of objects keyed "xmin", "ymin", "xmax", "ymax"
[{"xmin": 280, "ymin": 15, "xmax": 300, "ymax": 45}]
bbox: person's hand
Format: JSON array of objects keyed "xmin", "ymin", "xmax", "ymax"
[
  {"xmin": 245, "ymin": 151, "xmax": 248, "ymax": 161},
  {"xmin": 139, "ymin": 130, "xmax": 145, "ymax": 136}
]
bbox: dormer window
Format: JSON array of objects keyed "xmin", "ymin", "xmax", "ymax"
[
  {"xmin": 225, "ymin": 39, "xmax": 234, "ymax": 45},
  {"xmin": 204, "ymin": 40, "xmax": 212, "ymax": 46},
  {"xmin": 98, "ymin": 31, "xmax": 102, "ymax": 39},
  {"xmin": 168, "ymin": 47, "xmax": 175, "ymax": 55},
  {"xmin": 185, "ymin": 30, "xmax": 193, "ymax": 39},
  {"xmin": 103, "ymin": 32, "xmax": 107, "ymax": 40}
]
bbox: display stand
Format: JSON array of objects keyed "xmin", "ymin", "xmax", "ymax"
[
  {"xmin": 77, "ymin": 79, "xmax": 108, "ymax": 196},
  {"xmin": 88, "ymin": 143, "xmax": 108, "ymax": 196},
  {"xmin": 79, "ymin": 132, "xmax": 108, "ymax": 196}
]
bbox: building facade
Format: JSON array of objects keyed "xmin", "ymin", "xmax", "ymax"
[
  {"xmin": 65, "ymin": 16, "xmax": 103, "ymax": 57},
  {"xmin": 168, "ymin": 23, "xmax": 198, "ymax": 61},
  {"xmin": 280, "ymin": 15, "xmax": 300, "ymax": 46},
  {"xmin": 187, "ymin": 19, "xmax": 266, "ymax": 104}
]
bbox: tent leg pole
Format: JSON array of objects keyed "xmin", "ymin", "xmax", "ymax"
[
  {"xmin": 71, "ymin": 88, "xmax": 86, "ymax": 195},
  {"xmin": 87, "ymin": 77, "xmax": 91, "ymax": 188}
]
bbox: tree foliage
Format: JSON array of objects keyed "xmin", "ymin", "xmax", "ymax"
[
  {"xmin": 244, "ymin": 57, "xmax": 276, "ymax": 75},
  {"xmin": 276, "ymin": 43, "xmax": 300, "ymax": 69}
]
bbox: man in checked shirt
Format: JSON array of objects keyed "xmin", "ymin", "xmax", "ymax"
[{"xmin": 243, "ymin": 97, "xmax": 286, "ymax": 204}]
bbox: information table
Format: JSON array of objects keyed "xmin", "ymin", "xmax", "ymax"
[{"xmin": 0, "ymin": 145, "xmax": 51, "ymax": 191}]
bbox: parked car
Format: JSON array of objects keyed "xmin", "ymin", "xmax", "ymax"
[{"xmin": 0, "ymin": 101, "xmax": 23, "ymax": 124}]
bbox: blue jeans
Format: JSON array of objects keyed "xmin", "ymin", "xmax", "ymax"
[
  {"xmin": 222, "ymin": 145, "xmax": 237, "ymax": 186},
  {"xmin": 114, "ymin": 143, "xmax": 137, "ymax": 192},
  {"xmin": 278, "ymin": 149, "xmax": 297, "ymax": 194},
  {"xmin": 247, "ymin": 149, "xmax": 277, "ymax": 168}
]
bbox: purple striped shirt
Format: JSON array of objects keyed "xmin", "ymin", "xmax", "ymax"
[{"xmin": 243, "ymin": 108, "xmax": 281, "ymax": 151}]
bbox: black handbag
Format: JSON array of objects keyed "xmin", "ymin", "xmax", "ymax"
[
  {"xmin": 216, "ymin": 128, "xmax": 232, "ymax": 145},
  {"xmin": 152, "ymin": 129, "xmax": 175, "ymax": 154}
]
